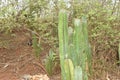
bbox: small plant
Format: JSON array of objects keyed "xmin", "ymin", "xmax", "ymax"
[
  {"xmin": 45, "ymin": 49, "xmax": 60, "ymax": 76},
  {"xmin": 58, "ymin": 9, "xmax": 91, "ymax": 80},
  {"xmin": 118, "ymin": 43, "xmax": 120, "ymax": 62},
  {"xmin": 32, "ymin": 32, "xmax": 41, "ymax": 58}
]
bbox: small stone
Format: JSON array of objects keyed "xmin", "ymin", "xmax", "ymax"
[{"xmin": 21, "ymin": 74, "xmax": 32, "ymax": 80}]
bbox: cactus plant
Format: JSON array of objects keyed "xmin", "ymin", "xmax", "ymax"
[
  {"xmin": 74, "ymin": 66, "xmax": 83, "ymax": 80},
  {"xmin": 64, "ymin": 59, "xmax": 74, "ymax": 80},
  {"xmin": 82, "ymin": 17, "xmax": 92, "ymax": 74},
  {"xmin": 58, "ymin": 9, "xmax": 91, "ymax": 80},
  {"xmin": 58, "ymin": 9, "xmax": 69, "ymax": 80}
]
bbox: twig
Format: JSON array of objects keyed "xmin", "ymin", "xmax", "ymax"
[{"xmin": 32, "ymin": 61, "xmax": 48, "ymax": 75}]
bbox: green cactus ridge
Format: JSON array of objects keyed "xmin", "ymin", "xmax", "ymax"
[
  {"xmin": 64, "ymin": 59, "xmax": 74, "ymax": 80},
  {"xmin": 58, "ymin": 9, "xmax": 91, "ymax": 80}
]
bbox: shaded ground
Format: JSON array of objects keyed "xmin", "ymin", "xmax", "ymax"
[
  {"xmin": 91, "ymin": 41, "xmax": 120, "ymax": 80},
  {"xmin": 0, "ymin": 29, "xmax": 60, "ymax": 80}
]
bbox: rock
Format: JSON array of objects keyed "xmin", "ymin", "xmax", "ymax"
[{"xmin": 21, "ymin": 74, "xmax": 49, "ymax": 80}]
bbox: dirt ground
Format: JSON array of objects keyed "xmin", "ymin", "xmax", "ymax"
[
  {"xmin": 0, "ymin": 29, "xmax": 120, "ymax": 80},
  {"xmin": 0, "ymin": 29, "xmax": 60, "ymax": 80}
]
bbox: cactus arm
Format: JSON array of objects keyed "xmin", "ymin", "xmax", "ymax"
[{"xmin": 58, "ymin": 9, "xmax": 68, "ymax": 80}]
